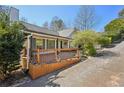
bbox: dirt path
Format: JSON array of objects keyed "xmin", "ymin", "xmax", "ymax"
[{"xmin": 19, "ymin": 41, "xmax": 124, "ymax": 87}]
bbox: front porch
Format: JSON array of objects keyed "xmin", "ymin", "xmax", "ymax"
[{"xmin": 21, "ymin": 33, "xmax": 80, "ymax": 79}]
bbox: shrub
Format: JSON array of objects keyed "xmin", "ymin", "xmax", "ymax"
[
  {"xmin": 72, "ymin": 30, "xmax": 99, "ymax": 46},
  {"xmin": 72, "ymin": 30, "xmax": 99, "ymax": 56},
  {"xmin": 83, "ymin": 43, "xmax": 96, "ymax": 56},
  {"xmin": 98, "ymin": 36, "xmax": 111, "ymax": 47},
  {"xmin": 0, "ymin": 12, "xmax": 25, "ymax": 79}
]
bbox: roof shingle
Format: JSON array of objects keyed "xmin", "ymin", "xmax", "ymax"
[{"xmin": 21, "ymin": 21, "xmax": 76, "ymax": 39}]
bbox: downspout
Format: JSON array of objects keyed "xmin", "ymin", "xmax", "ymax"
[{"xmin": 27, "ymin": 34, "xmax": 32, "ymax": 69}]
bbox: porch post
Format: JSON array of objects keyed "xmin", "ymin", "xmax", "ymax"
[
  {"xmin": 58, "ymin": 40, "xmax": 60, "ymax": 49},
  {"xmin": 45, "ymin": 39, "xmax": 47, "ymax": 49}
]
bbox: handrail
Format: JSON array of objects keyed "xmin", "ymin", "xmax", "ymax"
[
  {"xmin": 32, "ymin": 48, "xmax": 78, "ymax": 52},
  {"xmin": 32, "ymin": 48, "xmax": 80, "ymax": 64},
  {"xmin": 57, "ymin": 48, "xmax": 78, "ymax": 52},
  {"xmin": 32, "ymin": 49, "xmax": 56, "ymax": 52}
]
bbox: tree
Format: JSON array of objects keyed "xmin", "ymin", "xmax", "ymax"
[
  {"xmin": 119, "ymin": 9, "xmax": 124, "ymax": 18},
  {"xmin": 75, "ymin": 6, "xmax": 98, "ymax": 31},
  {"xmin": 0, "ymin": 12, "xmax": 25, "ymax": 79},
  {"xmin": 50, "ymin": 16, "xmax": 66, "ymax": 31},
  {"xmin": 0, "ymin": 11, "xmax": 10, "ymax": 28},
  {"xmin": 42, "ymin": 21, "xmax": 49, "ymax": 29},
  {"xmin": 105, "ymin": 18, "xmax": 124, "ymax": 32},
  {"xmin": 104, "ymin": 18, "xmax": 124, "ymax": 41}
]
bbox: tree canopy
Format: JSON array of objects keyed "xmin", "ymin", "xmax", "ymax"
[
  {"xmin": 74, "ymin": 6, "xmax": 98, "ymax": 31},
  {"xmin": 104, "ymin": 18, "xmax": 124, "ymax": 41},
  {"xmin": 50, "ymin": 16, "xmax": 66, "ymax": 31},
  {"xmin": 105, "ymin": 18, "xmax": 124, "ymax": 32}
]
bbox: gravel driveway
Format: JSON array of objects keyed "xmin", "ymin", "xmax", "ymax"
[{"xmin": 19, "ymin": 41, "xmax": 124, "ymax": 87}]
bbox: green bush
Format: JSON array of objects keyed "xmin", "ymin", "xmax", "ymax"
[
  {"xmin": 72, "ymin": 30, "xmax": 99, "ymax": 46},
  {"xmin": 83, "ymin": 43, "xmax": 96, "ymax": 56},
  {"xmin": 98, "ymin": 36, "xmax": 111, "ymax": 47}
]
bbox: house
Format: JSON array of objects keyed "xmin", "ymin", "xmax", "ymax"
[
  {"xmin": 0, "ymin": 6, "xmax": 80, "ymax": 79},
  {"xmin": 21, "ymin": 22, "xmax": 80, "ymax": 79}
]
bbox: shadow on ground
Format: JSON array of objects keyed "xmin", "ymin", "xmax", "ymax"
[
  {"xmin": 19, "ymin": 60, "xmax": 83, "ymax": 87},
  {"xmin": 103, "ymin": 44, "xmax": 116, "ymax": 48},
  {"xmin": 19, "ymin": 69, "xmax": 62, "ymax": 87},
  {"xmin": 96, "ymin": 50, "xmax": 120, "ymax": 58}
]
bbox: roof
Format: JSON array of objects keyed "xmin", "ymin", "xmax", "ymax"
[
  {"xmin": 21, "ymin": 21, "xmax": 59, "ymax": 36},
  {"xmin": 21, "ymin": 21, "xmax": 76, "ymax": 39},
  {"xmin": 58, "ymin": 29, "xmax": 76, "ymax": 38}
]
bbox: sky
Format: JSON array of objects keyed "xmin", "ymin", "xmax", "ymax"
[{"xmin": 13, "ymin": 5, "xmax": 124, "ymax": 32}]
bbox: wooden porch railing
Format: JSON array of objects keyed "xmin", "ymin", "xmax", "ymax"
[{"xmin": 31, "ymin": 48, "xmax": 80, "ymax": 64}]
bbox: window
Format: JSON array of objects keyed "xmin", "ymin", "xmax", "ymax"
[
  {"xmin": 63, "ymin": 40, "xmax": 68, "ymax": 48},
  {"xmin": 47, "ymin": 39, "xmax": 55, "ymax": 49},
  {"xmin": 36, "ymin": 39, "xmax": 45, "ymax": 49}
]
